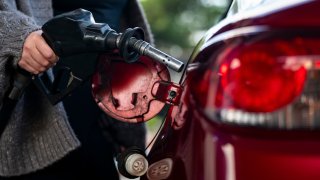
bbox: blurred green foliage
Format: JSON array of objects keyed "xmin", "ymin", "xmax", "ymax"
[{"xmin": 140, "ymin": 0, "xmax": 228, "ymax": 59}]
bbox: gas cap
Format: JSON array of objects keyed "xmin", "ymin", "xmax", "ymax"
[{"xmin": 92, "ymin": 53, "xmax": 170, "ymax": 123}]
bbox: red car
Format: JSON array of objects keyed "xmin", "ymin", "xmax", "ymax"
[
  {"xmin": 135, "ymin": 0, "xmax": 320, "ymax": 179},
  {"xmin": 4, "ymin": 1, "xmax": 320, "ymax": 179}
]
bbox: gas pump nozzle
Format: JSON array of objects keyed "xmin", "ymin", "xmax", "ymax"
[{"xmin": 35, "ymin": 8, "xmax": 184, "ymax": 105}]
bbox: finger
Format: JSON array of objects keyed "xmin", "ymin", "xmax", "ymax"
[
  {"xmin": 30, "ymin": 48, "xmax": 53, "ymax": 68},
  {"xmin": 18, "ymin": 59, "xmax": 39, "ymax": 74},
  {"xmin": 35, "ymin": 36, "xmax": 58, "ymax": 63},
  {"xmin": 22, "ymin": 54, "xmax": 46, "ymax": 72}
]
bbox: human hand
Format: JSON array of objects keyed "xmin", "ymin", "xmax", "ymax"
[{"xmin": 18, "ymin": 30, "xmax": 58, "ymax": 74}]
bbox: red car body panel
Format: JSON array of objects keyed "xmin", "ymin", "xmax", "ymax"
[{"xmin": 143, "ymin": 1, "xmax": 320, "ymax": 180}]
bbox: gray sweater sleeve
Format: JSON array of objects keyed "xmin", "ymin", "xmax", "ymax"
[
  {"xmin": 0, "ymin": 10, "xmax": 39, "ymax": 100},
  {"xmin": 0, "ymin": 10, "xmax": 39, "ymax": 67},
  {"xmin": 0, "ymin": 1, "xmax": 81, "ymax": 177}
]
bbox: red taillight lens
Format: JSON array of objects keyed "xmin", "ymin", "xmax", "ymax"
[
  {"xmin": 216, "ymin": 40, "xmax": 308, "ymax": 112},
  {"xmin": 191, "ymin": 33, "xmax": 320, "ymax": 128}
]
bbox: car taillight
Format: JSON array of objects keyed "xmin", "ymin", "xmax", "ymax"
[
  {"xmin": 191, "ymin": 33, "xmax": 320, "ymax": 129},
  {"xmin": 216, "ymin": 39, "xmax": 308, "ymax": 112}
]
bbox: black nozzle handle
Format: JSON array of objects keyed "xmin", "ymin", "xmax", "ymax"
[{"xmin": 9, "ymin": 68, "xmax": 32, "ymax": 100}]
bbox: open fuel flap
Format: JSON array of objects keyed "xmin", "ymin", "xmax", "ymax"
[{"xmin": 92, "ymin": 53, "xmax": 183, "ymax": 123}]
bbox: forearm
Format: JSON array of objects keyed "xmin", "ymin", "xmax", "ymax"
[
  {"xmin": 0, "ymin": 10, "xmax": 39, "ymax": 101},
  {"xmin": 0, "ymin": 2, "xmax": 81, "ymax": 176}
]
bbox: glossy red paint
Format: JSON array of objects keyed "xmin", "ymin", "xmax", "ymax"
[{"xmin": 143, "ymin": 0, "xmax": 320, "ymax": 179}]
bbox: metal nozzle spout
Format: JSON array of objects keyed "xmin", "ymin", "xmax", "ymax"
[{"xmin": 129, "ymin": 38, "xmax": 184, "ymax": 72}]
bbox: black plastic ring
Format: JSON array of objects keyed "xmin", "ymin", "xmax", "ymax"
[{"xmin": 119, "ymin": 27, "xmax": 145, "ymax": 63}]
